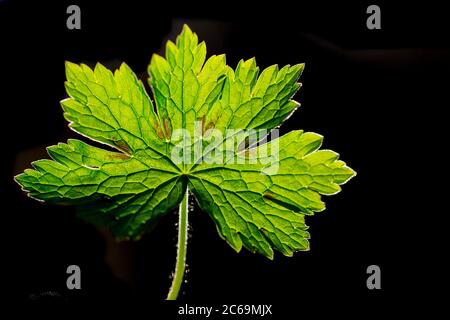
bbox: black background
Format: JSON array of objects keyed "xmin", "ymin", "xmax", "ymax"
[{"xmin": 0, "ymin": 0, "xmax": 446, "ymax": 316}]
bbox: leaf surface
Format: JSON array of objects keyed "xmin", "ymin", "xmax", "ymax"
[{"xmin": 16, "ymin": 25, "xmax": 355, "ymax": 256}]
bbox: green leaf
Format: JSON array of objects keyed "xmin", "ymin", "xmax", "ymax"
[
  {"xmin": 148, "ymin": 25, "xmax": 227, "ymax": 137},
  {"xmin": 15, "ymin": 25, "xmax": 355, "ymax": 257}
]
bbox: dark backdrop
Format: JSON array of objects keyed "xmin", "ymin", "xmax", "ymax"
[{"xmin": 0, "ymin": 0, "xmax": 446, "ymax": 316}]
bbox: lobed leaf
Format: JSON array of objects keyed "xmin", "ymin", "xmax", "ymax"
[{"xmin": 16, "ymin": 25, "xmax": 355, "ymax": 256}]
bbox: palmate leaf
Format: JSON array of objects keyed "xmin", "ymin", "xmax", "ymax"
[{"xmin": 15, "ymin": 25, "xmax": 355, "ymax": 259}]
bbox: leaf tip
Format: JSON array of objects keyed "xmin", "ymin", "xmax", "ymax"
[
  {"xmin": 13, "ymin": 172, "xmax": 25, "ymax": 186},
  {"xmin": 296, "ymin": 62, "xmax": 305, "ymax": 70},
  {"xmin": 182, "ymin": 23, "xmax": 192, "ymax": 34},
  {"xmin": 64, "ymin": 60, "xmax": 76, "ymax": 69}
]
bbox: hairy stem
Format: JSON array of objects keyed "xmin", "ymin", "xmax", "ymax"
[{"xmin": 166, "ymin": 188, "xmax": 189, "ymax": 300}]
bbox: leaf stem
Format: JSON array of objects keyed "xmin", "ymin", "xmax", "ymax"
[{"xmin": 166, "ymin": 187, "xmax": 189, "ymax": 300}]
